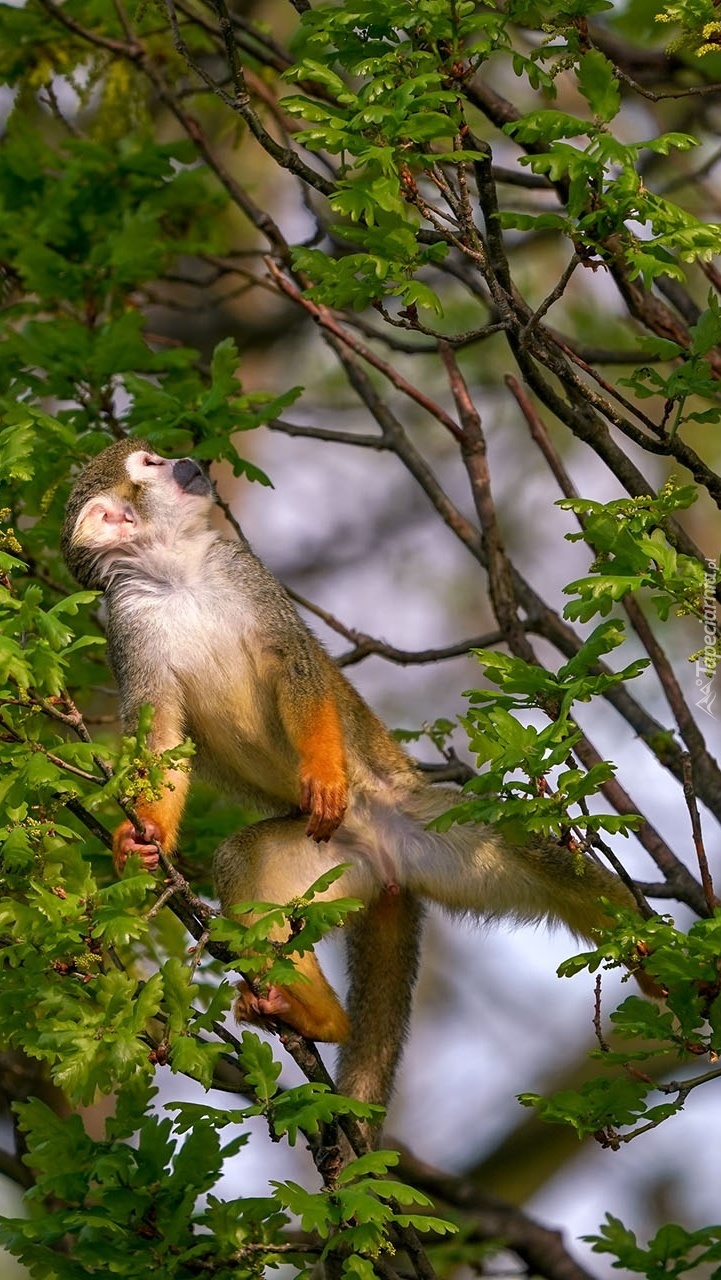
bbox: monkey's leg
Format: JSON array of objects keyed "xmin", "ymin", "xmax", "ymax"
[
  {"xmin": 380, "ymin": 785, "xmax": 631, "ymax": 931},
  {"xmin": 214, "ymin": 818, "xmax": 376, "ymax": 1044},
  {"xmin": 336, "ymin": 889, "xmax": 424, "ymax": 1119},
  {"xmin": 394, "ymin": 788, "xmax": 659, "ymax": 994}
]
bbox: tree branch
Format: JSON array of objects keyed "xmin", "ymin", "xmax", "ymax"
[{"xmin": 400, "ymin": 1151, "xmax": 600, "ymax": 1280}]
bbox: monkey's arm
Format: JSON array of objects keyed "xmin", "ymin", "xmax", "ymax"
[
  {"xmin": 279, "ymin": 678, "xmax": 348, "ymax": 842},
  {"xmin": 111, "ymin": 664, "xmax": 191, "ymax": 872},
  {"xmin": 262, "ymin": 619, "xmax": 348, "ymax": 842}
]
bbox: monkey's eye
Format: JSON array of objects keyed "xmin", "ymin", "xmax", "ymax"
[{"xmin": 140, "ymin": 454, "xmax": 164, "ymax": 467}]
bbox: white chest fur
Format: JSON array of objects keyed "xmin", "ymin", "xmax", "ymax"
[{"xmin": 110, "ymin": 538, "xmax": 265, "ymax": 702}]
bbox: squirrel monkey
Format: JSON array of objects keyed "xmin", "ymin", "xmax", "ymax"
[{"xmin": 62, "ymin": 439, "xmax": 652, "ymax": 1112}]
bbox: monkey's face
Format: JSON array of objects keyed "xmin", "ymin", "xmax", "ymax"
[{"xmin": 62, "ymin": 441, "xmax": 215, "ymax": 589}]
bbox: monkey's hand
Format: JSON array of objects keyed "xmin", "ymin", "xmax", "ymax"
[
  {"xmin": 112, "ymin": 818, "xmax": 163, "ymax": 874},
  {"xmin": 300, "ymin": 774, "xmax": 347, "ymax": 843}
]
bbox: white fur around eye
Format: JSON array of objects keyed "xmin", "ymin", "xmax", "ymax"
[{"xmin": 125, "ymin": 451, "xmax": 167, "ymax": 482}]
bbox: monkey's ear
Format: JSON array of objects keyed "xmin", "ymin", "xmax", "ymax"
[{"xmin": 73, "ymin": 493, "xmax": 136, "ymax": 544}]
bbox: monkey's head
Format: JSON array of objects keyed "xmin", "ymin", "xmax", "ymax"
[{"xmin": 62, "ymin": 439, "xmax": 214, "ymax": 589}]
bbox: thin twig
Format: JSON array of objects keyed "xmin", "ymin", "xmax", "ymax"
[
  {"xmin": 613, "ymin": 64, "xmax": 721, "ymax": 100},
  {"xmin": 265, "ymin": 259, "xmax": 466, "ymax": 442},
  {"xmin": 165, "ymin": 0, "xmax": 335, "ymax": 196},
  {"xmin": 519, "ymin": 253, "xmax": 580, "ymax": 345},
  {"xmin": 593, "ymin": 976, "xmax": 610, "ymax": 1053},
  {"xmin": 188, "ymin": 928, "xmax": 212, "ymax": 977},
  {"xmin": 505, "ymin": 374, "xmax": 708, "ymax": 913},
  {"xmin": 440, "ymin": 342, "xmax": 536, "ymax": 665},
  {"xmin": 267, "ymin": 418, "xmax": 388, "ymax": 450},
  {"xmin": 0, "ymin": 716, "xmax": 107, "ymax": 784},
  {"xmin": 681, "ymin": 753, "xmax": 716, "ymax": 913},
  {"xmin": 505, "ymin": 371, "xmax": 721, "ymax": 798}
]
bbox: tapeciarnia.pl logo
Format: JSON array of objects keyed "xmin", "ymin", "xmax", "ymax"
[{"xmin": 695, "ymin": 557, "xmax": 719, "ymax": 719}]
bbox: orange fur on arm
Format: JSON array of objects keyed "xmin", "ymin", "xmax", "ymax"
[
  {"xmin": 112, "ymin": 696, "xmax": 191, "ymax": 874},
  {"xmin": 112, "ymin": 766, "xmax": 190, "ymax": 872},
  {"xmin": 293, "ymin": 695, "xmax": 348, "ymax": 842}
]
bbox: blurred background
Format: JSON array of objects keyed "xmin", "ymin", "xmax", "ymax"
[{"xmin": 3, "ymin": 0, "xmax": 721, "ymax": 1271}]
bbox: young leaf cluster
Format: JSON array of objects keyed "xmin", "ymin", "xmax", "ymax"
[
  {"xmin": 520, "ymin": 908, "xmax": 721, "ymax": 1144},
  {"xmin": 212, "ymin": 865, "xmax": 364, "ymax": 995},
  {"xmin": 620, "ymin": 296, "xmax": 721, "ymax": 433},
  {"xmin": 502, "ymin": 46, "xmax": 721, "ymax": 286},
  {"xmin": 586, "ymin": 1214, "xmax": 721, "ymax": 1279},
  {"xmin": 276, "ymin": 1149, "xmax": 456, "ymax": 1264},
  {"xmin": 0, "ymin": 1082, "xmax": 453, "ymax": 1279},
  {"xmin": 559, "ymin": 481, "xmax": 720, "ymax": 627},
  {"xmin": 284, "ymin": 0, "xmax": 498, "ymax": 312},
  {"xmin": 438, "ymin": 620, "xmax": 646, "ymax": 843}
]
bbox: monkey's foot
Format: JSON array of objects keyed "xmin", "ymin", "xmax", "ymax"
[
  {"xmin": 233, "ymin": 980, "xmax": 350, "ymax": 1043},
  {"xmin": 234, "ymin": 980, "xmax": 293, "ymax": 1025}
]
